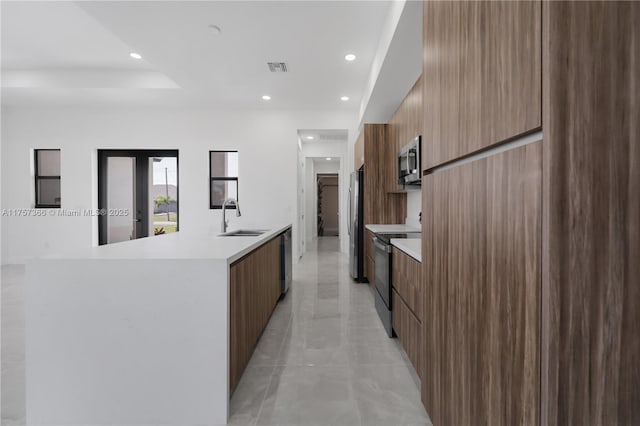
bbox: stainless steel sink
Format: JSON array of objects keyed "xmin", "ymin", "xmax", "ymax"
[{"xmin": 219, "ymin": 229, "xmax": 268, "ymax": 237}]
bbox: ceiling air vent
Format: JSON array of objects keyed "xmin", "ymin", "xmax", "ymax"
[
  {"xmin": 267, "ymin": 62, "xmax": 288, "ymax": 72},
  {"xmin": 319, "ymin": 134, "xmax": 347, "ymax": 142}
]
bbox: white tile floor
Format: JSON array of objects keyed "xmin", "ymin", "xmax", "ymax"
[{"xmin": 1, "ymin": 237, "xmax": 431, "ymax": 426}]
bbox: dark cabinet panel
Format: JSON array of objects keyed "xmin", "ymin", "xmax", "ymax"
[
  {"xmin": 389, "ymin": 75, "xmax": 424, "ymax": 192},
  {"xmin": 542, "ymin": 2, "xmax": 640, "ymax": 424},
  {"xmin": 421, "ymin": 141, "xmax": 541, "ymax": 425},
  {"xmin": 360, "ymin": 123, "xmax": 406, "ymax": 285},
  {"xmin": 423, "ymin": 0, "xmax": 541, "ymax": 170},
  {"xmin": 363, "ymin": 124, "xmax": 406, "ymax": 226},
  {"xmin": 392, "ymin": 247, "xmax": 422, "ymax": 322},
  {"xmin": 392, "ymin": 288, "xmax": 422, "ymax": 380},
  {"xmin": 365, "ymin": 230, "xmax": 376, "ymax": 291},
  {"xmin": 229, "ymin": 237, "xmax": 281, "ymax": 392}
]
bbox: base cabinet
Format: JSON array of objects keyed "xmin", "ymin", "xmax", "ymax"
[
  {"xmin": 364, "ymin": 230, "xmax": 376, "ymax": 289},
  {"xmin": 392, "ymin": 288, "xmax": 422, "ymax": 380},
  {"xmin": 229, "ymin": 237, "xmax": 281, "ymax": 392},
  {"xmin": 392, "ymin": 248, "xmax": 422, "ymax": 321},
  {"xmin": 392, "ymin": 248, "xmax": 423, "ymax": 380}
]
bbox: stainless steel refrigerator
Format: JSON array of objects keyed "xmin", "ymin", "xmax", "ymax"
[{"xmin": 349, "ymin": 169, "xmax": 365, "ymax": 281}]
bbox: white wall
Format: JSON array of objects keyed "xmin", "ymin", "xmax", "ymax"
[
  {"xmin": 405, "ymin": 189, "xmax": 421, "ymax": 228},
  {"xmin": 1, "ymin": 107, "xmax": 359, "ymax": 264}
]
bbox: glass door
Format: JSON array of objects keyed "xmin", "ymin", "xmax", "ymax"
[
  {"xmin": 106, "ymin": 156, "xmax": 138, "ymax": 243},
  {"xmin": 98, "ymin": 150, "xmax": 178, "ymax": 245},
  {"xmin": 150, "ymin": 156, "xmax": 178, "ymax": 236}
]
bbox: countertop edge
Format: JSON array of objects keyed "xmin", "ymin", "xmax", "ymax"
[
  {"xmin": 365, "ymin": 224, "xmax": 421, "ymax": 233},
  {"xmin": 31, "ymin": 224, "xmax": 293, "ymax": 263},
  {"xmin": 390, "ymin": 238, "xmax": 421, "ymax": 263},
  {"xmin": 226, "ymin": 224, "xmax": 291, "ymax": 265}
]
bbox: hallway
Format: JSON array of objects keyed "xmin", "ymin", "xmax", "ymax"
[
  {"xmin": 228, "ymin": 237, "xmax": 430, "ymax": 425},
  {"xmin": 1, "ymin": 237, "xmax": 429, "ymax": 426}
]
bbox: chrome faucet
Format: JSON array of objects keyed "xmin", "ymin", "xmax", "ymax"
[{"xmin": 221, "ymin": 198, "xmax": 241, "ymax": 233}]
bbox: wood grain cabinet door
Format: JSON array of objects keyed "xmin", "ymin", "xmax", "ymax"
[
  {"xmin": 392, "ymin": 288, "xmax": 423, "ymax": 380},
  {"xmin": 389, "ymin": 76, "xmax": 423, "ymax": 192},
  {"xmin": 229, "ymin": 237, "xmax": 281, "ymax": 392},
  {"xmin": 421, "ymin": 141, "xmax": 541, "ymax": 425},
  {"xmin": 423, "ymin": 0, "xmax": 541, "ymax": 170},
  {"xmin": 392, "ymin": 247, "xmax": 423, "ymax": 322}
]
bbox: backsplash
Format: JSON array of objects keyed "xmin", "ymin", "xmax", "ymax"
[{"xmin": 406, "ymin": 190, "xmax": 421, "ymax": 228}]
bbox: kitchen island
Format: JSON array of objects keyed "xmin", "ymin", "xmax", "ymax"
[{"xmin": 25, "ymin": 224, "xmax": 291, "ymax": 426}]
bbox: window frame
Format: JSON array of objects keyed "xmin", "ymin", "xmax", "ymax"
[
  {"xmin": 209, "ymin": 150, "xmax": 238, "ymax": 209},
  {"xmin": 34, "ymin": 149, "xmax": 61, "ymax": 209}
]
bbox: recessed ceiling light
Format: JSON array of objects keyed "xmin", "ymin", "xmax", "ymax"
[
  {"xmin": 262, "ymin": 95, "xmax": 271, "ymax": 101},
  {"xmin": 129, "ymin": 52, "xmax": 142, "ymax": 60},
  {"xmin": 340, "ymin": 96, "xmax": 350, "ymax": 101},
  {"xmin": 344, "ymin": 53, "xmax": 356, "ymax": 61},
  {"xmin": 306, "ymin": 136, "xmax": 314, "ymax": 140},
  {"xmin": 326, "ymin": 157, "xmax": 332, "ymax": 161},
  {"xmin": 209, "ymin": 25, "xmax": 222, "ymax": 35}
]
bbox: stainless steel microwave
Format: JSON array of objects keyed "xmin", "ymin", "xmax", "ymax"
[{"xmin": 398, "ymin": 135, "xmax": 421, "ymax": 185}]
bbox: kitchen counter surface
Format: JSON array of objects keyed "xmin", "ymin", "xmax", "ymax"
[
  {"xmin": 391, "ymin": 238, "xmax": 421, "ymax": 262},
  {"xmin": 365, "ymin": 224, "xmax": 421, "ymax": 234},
  {"xmin": 40, "ymin": 224, "xmax": 291, "ymax": 265}
]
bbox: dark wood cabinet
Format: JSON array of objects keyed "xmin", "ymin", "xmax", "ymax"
[
  {"xmin": 388, "ymin": 75, "xmax": 423, "ymax": 192},
  {"xmin": 391, "ymin": 247, "xmax": 422, "ymax": 322},
  {"xmin": 354, "ymin": 131, "xmax": 364, "ymax": 170},
  {"xmin": 229, "ymin": 236, "xmax": 281, "ymax": 392},
  {"xmin": 359, "ymin": 124, "xmax": 405, "ymax": 285},
  {"xmin": 392, "ymin": 288, "xmax": 422, "ymax": 380},
  {"xmin": 422, "ymin": 141, "xmax": 542, "ymax": 425},
  {"xmin": 364, "ymin": 229, "xmax": 376, "ymax": 291},
  {"xmin": 362, "ymin": 124, "xmax": 405, "ymax": 224},
  {"xmin": 423, "ymin": 0, "xmax": 541, "ymax": 170},
  {"xmin": 542, "ymin": 2, "xmax": 640, "ymax": 424},
  {"xmin": 417, "ymin": 1, "xmax": 640, "ymax": 424},
  {"xmin": 392, "ymin": 247, "xmax": 423, "ymax": 380}
]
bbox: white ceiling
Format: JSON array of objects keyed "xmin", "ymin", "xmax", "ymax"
[
  {"xmin": 298, "ymin": 129, "xmax": 348, "ymax": 143},
  {"xmin": 1, "ymin": 1, "xmax": 392, "ymax": 109}
]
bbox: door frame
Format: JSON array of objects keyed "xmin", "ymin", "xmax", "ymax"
[
  {"xmin": 316, "ymin": 173, "xmax": 339, "ymax": 237},
  {"xmin": 97, "ymin": 149, "xmax": 179, "ymax": 245}
]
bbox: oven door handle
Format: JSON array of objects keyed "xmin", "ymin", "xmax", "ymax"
[{"xmin": 373, "ymin": 238, "xmax": 393, "ymax": 254}]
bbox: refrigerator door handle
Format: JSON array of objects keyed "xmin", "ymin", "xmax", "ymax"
[{"xmin": 347, "ymin": 188, "xmax": 352, "ymax": 236}]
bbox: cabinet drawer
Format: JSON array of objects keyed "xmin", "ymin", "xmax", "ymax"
[
  {"xmin": 392, "ymin": 288, "xmax": 422, "ymax": 379},
  {"xmin": 365, "ymin": 230, "xmax": 375, "ymax": 288},
  {"xmin": 392, "ymin": 247, "xmax": 422, "ymax": 321}
]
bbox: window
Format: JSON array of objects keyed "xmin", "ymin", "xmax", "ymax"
[
  {"xmin": 209, "ymin": 151, "xmax": 238, "ymax": 209},
  {"xmin": 34, "ymin": 149, "xmax": 61, "ymax": 208}
]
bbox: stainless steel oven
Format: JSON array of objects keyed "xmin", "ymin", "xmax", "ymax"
[{"xmin": 374, "ymin": 236, "xmax": 394, "ymax": 336}]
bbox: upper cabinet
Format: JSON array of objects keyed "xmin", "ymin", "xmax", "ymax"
[
  {"xmin": 423, "ymin": 1, "xmax": 541, "ymax": 170},
  {"xmin": 388, "ymin": 75, "xmax": 424, "ymax": 192},
  {"xmin": 361, "ymin": 124, "xmax": 406, "ymax": 225}
]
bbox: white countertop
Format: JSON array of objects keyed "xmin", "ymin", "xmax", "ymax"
[
  {"xmin": 365, "ymin": 224, "xmax": 421, "ymax": 234},
  {"xmin": 39, "ymin": 224, "xmax": 292, "ymax": 264},
  {"xmin": 390, "ymin": 238, "xmax": 421, "ymax": 262}
]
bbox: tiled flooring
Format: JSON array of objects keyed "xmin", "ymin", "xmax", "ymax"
[
  {"xmin": 1, "ymin": 237, "xmax": 430, "ymax": 426},
  {"xmin": 228, "ymin": 237, "xmax": 430, "ymax": 426}
]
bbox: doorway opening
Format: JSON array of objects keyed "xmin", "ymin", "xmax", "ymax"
[
  {"xmin": 97, "ymin": 150, "xmax": 179, "ymax": 245},
  {"xmin": 317, "ymin": 173, "xmax": 339, "ymax": 237}
]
